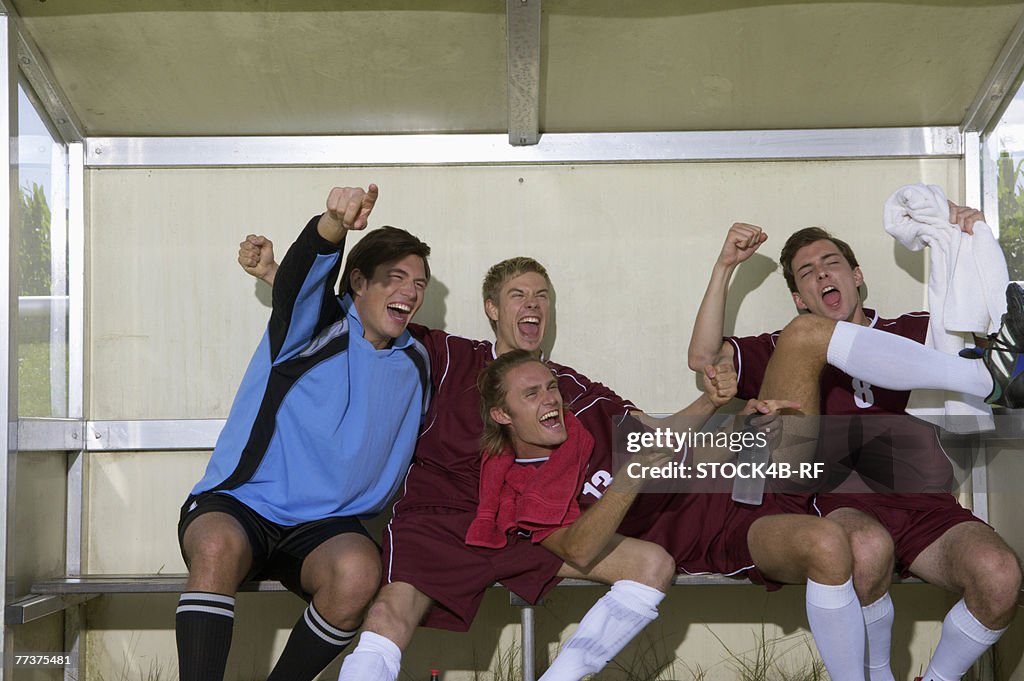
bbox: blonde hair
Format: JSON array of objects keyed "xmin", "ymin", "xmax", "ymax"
[
  {"xmin": 481, "ymin": 257, "xmax": 551, "ymax": 331},
  {"xmin": 477, "ymin": 350, "xmax": 549, "ymax": 456}
]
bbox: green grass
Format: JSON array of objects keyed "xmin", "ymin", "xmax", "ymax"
[{"xmin": 17, "ymin": 339, "xmax": 55, "ymax": 417}]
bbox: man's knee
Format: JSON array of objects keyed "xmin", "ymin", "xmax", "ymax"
[
  {"xmin": 308, "ymin": 541, "xmax": 382, "ymax": 608},
  {"xmin": 182, "ymin": 518, "xmax": 253, "ymax": 592},
  {"xmin": 964, "ymin": 543, "xmax": 1022, "ymax": 619},
  {"xmin": 183, "ymin": 520, "xmax": 251, "ymax": 576},
  {"xmin": 776, "ymin": 315, "xmax": 833, "ymax": 356},
  {"xmin": 848, "ymin": 524, "xmax": 895, "ymax": 577},
  {"xmin": 636, "ymin": 545, "xmax": 676, "ymax": 591},
  {"xmin": 801, "ymin": 519, "xmax": 853, "ymax": 582}
]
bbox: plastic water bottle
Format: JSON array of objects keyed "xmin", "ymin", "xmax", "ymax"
[{"xmin": 731, "ymin": 438, "xmax": 770, "ymax": 505}]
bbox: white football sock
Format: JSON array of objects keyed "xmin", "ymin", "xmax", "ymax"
[
  {"xmin": 922, "ymin": 599, "xmax": 1005, "ymax": 681},
  {"xmin": 805, "ymin": 578, "xmax": 866, "ymax": 681},
  {"xmin": 337, "ymin": 631, "xmax": 401, "ymax": 681},
  {"xmin": 862, "ymin": 592, "xmax": 896, "ymax": 681},
  {"xmin": 538, "ymin": 580, "xmax": 664, "ymax": 681},
  {"xmin": 827, "ymin": 321, "xmax": 992, "ymax": 396}
]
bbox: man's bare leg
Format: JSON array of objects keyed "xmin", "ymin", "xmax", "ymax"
[
  {"xmin": 757, "ymin": 317, "xmax": 899, "ymax": 681},
  {"xmin": 178, "ymin": 513, "xmax": 253, "ymax": 681},
  {"xmin": 336, "ymin": 582, "xmax": 433, "ymax": 681},
  {"xmin": 748, "ymin": 514, "xmax": 865, "ymax": 681},
  {"xmin": 910, "ymin": 523, "xmax": 1021, "ymax": 680}
]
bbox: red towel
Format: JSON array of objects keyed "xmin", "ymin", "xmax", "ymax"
[{"xmin": 466, "ymin": 411, "xmax": 594, "ymax": 548}]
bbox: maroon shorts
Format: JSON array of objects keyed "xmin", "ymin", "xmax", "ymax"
[
  {"xmin": 814, "ymin": 493, "xmax": 984, "ymax": 574},
  {"xmin": 626, "ymin": 493, "xmax": 814, "ymax": 591},
  {"xmin": 382, "ymin": 506, "xmax": 563, "ymax": 631}
]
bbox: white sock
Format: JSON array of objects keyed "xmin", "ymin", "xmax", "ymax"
[
  {"xmin": 862, "ymin": 593, "xmax": 896, "ymax": 681},
  {"xmin": 337, "ymin": 631, "xmax": 401, "ymax": 681},
  {"xmin": 805, "ymin": 578, "xmax": 867, "ymax": 681},
  {"xmin": 827, "ymin": 321, "xmax": 993, "ymax": 396},
  {"xmin": 922, "ymin": 599, "xmax": 1005, "ymax": 681},
  {"xmin": 538, "ymin": 580, "xmax": 664, "ymax": 681}
]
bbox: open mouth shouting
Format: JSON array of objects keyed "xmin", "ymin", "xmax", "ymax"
[
  {"xmin": 386, "ymin": 301, "xmax": 413, "ymax": 323},
  {"xmin": 518, "ymin": 315, "xmax": 542, "ymax": 343},
  {"xmin": 539, "ymin": 408, "xmax": 564, "ymax": 431},
  {"xmin": 821, "ymin": 285, "xmax": 841, "ymax": 309}
]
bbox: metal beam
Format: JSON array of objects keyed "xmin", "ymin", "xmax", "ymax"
[
  {"xmin": 5, "ymin": 594, "xmax": 93, "ymax": 626},
  {"xmin": 85, "ymin": 127, "xmax": 962, "ymax": 168},
  {"xmin": 0, "ymin": 12, "xmax": 15, "ymax": 678},
  {"xmin": 0, "ymin": 1, "xmax": 84, "ymax": 142},
  {"xmin": 506, "ymin": 0, "xmax": 542, "ymax": 146},
  {"xmin": 962, "ymin": 9, "xmax": 1024, "ymax": 134},
  {"xmin": 16, "ymin": 419, "xmax": 84, "ymax": 451},
  {"xmin": 85, "ymin": 419, "xmax": 226, "ymax": 452}
]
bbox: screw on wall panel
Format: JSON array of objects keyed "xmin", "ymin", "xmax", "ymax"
[
  {"xmin": 57, "ymin": 118, "xmax": 66, "ymax": 124},
  {"xmin": 946, "ymin": 137, "xmax": 954, "ymax": 145},
  {"xmin": 19, "ymin": 56, "xmax": 29, "ymax": 65}
]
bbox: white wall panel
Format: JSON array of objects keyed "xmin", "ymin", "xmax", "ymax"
[{"xmin": 88, "ymin": 159, "xmax": 957, "ymax": 419}]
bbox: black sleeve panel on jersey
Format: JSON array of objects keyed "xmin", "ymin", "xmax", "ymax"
[
  {"xmin": 729, "ymin": 332, "xmax": 777, "ymax": 400},
  {"xmin": 407, "ymin": 324, "xmax": 449, "ymax": 392},
  {"xmin": 268, "ymin": 214, "xmax": 346, "ymax": 360}
]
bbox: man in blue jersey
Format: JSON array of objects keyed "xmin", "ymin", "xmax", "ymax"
[{"xmin": 176, "ymin": 184, "xmax": 432, "ymax": 681}]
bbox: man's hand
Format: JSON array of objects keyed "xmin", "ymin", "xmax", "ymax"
[
  {"xmin": 717, "ymin": 222, "xmax": 767, "ymax": 268},
  {"xmin": 238, "ymin": 234, "xmax": 278, "ymax": 285},
  {"xmin": 702, "ymin": 363, "xmax": 737, "ymax": 408},
  {"xmin": 740, "ymin": 398, "xmax": 801, "ymax": 450},
  {"xmin": 948, "ymin": 200, "xmax": 986, "ymax": 236},
  {"xmin": 319, "ymin": 184, "xmax": 380, "ymax": 243}
]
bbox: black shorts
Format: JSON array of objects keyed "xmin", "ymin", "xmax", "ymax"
[{"xmin": 178, "ymin": 492, "xmax": 376, "ymax": 599}]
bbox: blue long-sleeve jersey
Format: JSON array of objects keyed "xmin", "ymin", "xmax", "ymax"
[{"xmin": 190, "ymin": 216, "xmax": 429, "ymax": 525}]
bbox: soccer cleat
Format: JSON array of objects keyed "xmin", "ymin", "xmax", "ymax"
[{"xmin": 967, "ymin": 282, "xmax": 1024, "ymax": 408}]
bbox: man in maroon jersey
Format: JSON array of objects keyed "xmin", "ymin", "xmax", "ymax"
[
  {"xmin": 239, "ymin": 230, "xmax": 738, "ymax": 681},
  {"xmin": 688, "ymin": 217, "xmax": 1022, "ymax": 681},
  {"xmin": 475, "ymin": 351, "xmax": 869, "ymax": 681}
]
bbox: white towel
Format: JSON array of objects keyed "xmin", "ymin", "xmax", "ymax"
[{"xmin": 883, "ymin": 183, "xmax": 1008, "ymax": 432}]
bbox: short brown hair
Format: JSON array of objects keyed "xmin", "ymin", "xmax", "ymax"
[
  {"xmin": 478, "ymin": 349, "xmax": 550, "ymax": 456},
  {"xmin": 340, "ymin": 226, "xmax": 431, "ymax": 297},
  {"xmin": 779, "ymin": 227, "xmax": 860, "ymax": 293},
  {"xmin": 481, "ymin": 257, "xmax": 551, "ymax": 331}
]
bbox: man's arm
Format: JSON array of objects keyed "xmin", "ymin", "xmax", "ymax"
[
  {"xmin": 541, "ymin": 451, "xmax": 671, "ymax": 569},
  {"xmin": 266, "ymin": 185, "xmax": 378, "ymax": 363},
  {"xmin": 687, "ymin": 222, "xmax": 767, "ymax": 371}
]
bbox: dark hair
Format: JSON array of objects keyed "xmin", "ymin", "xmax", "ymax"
[
  {"xmin": 779, "ymin": 227, "xmax": 860, "ymax": 293},
  {"xmin": 477, "ymin": 349, "xmax": 550, "ymax": 456},
  {"xmin": 340, "ymin": 226, "xmax": 431, "ymax": 297},
  {"xmin": 481, "ymin": 257, "xmax": 551, "ymax": 331}
]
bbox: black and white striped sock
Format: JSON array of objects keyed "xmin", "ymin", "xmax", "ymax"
[
  {"xmin": 266, "ymin": 601, "xmax": 357, "ymax": 681},
  {"xmin": 175, "ymin": 591, "xmax": 235, "ymax": 681}
]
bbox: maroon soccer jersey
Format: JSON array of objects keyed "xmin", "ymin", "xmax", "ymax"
[
  {"xmin": 728, "ymin": 310, "xmax": 958, "ymax": 503},
  {"xmin": 729, "ymin": 310, "xmax": 930, "ymax": 415},
  {"xmin": 399, "ymin": 324, "xmax": 637, "ymax": 514}
]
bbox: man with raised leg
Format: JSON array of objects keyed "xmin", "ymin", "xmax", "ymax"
[{"xmin": 689, "ymin": 217, "xmax": 1023, "ymax": 681}]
